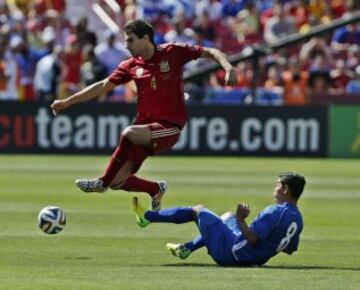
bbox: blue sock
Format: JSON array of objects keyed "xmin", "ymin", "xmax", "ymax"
[
  {"xmin": 184, "ymin": 235, "xmax": 204, "ymax": 252},
  {"xmin": 145, "ymin": 207, "xmax": 194, "ymax": 224}
]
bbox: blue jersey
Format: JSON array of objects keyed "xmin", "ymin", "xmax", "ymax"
[{"xmin": 232, "ymin": 202, "xmax": 303, "ymax": 265}]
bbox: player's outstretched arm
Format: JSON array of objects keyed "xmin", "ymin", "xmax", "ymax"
[
  {"xmin": 200, "ymin": 48, "xmax": 237, "ymax": 87},
  {"xmin": 50, "ymin": 78, "xmax": 116, "ymax": 116},
  {"xmin": 236, "ymin": 203, "xmax": 259, "ymax": 246}
]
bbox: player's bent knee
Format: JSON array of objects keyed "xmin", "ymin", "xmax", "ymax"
[
  {"xmin": 220, "ymin": 211, "xmax": 233, "ymax": 221},
  {"xmin": 192, "ymin": 205, "xmax": 205, "ymax": 215},
  {"xmin": 122, "ymin": 126, "xmax": 135, "ymax": 140}
]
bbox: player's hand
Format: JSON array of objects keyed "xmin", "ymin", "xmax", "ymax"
[
  {"xmin": 224, "ymin": 67, "xmax": 237, "ymax": 87},
  {"xmin": 51, "ymin": 100, "xmax": 69, "ymax": 116},
  {"xmin": 236, "ymin": 203, "xmax": 250, "ymax": 220}
]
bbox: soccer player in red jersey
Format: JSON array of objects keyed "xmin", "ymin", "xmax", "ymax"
[{"xmin": 51, "ymin": 20, "xmax": 237, "ymax": 210}]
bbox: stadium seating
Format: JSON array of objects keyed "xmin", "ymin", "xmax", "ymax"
[
  {"xmin": 254, "ymin": 89, "xmax": 283, "ymax": 105},
  {"xmin": 203, "ymin": 88, "xmax": 250, "ymax": 104}
]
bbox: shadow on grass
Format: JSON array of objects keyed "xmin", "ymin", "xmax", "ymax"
[
  {"xmin": 158, "ymin": 264, "xmax": 360, "ymax": 271},
  {"xmin": 161, "ymin": 263, "xmax": 216, "ymax": 267},
  {"xmin": 264, "ymin": 265, "xmax": 360, "ymax": 271}
]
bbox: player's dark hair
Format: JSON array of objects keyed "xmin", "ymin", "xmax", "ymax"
[
  {"xmin": 279, "ymin": 172, "xmax": 306, "ymax": 200},
  {"xmin": 124, "ymin": 20, "xmax": 155, "ymax": 45}
]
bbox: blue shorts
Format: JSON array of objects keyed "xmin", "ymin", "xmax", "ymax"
[
  {"xmin": 222, "ymin": 213, "xmax": 240, "ymax": 234},
  {"xmin": 197, "ymin": 209, "xmax": 237, "ymax": 266}
]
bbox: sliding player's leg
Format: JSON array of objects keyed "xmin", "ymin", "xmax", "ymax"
[
  {"xmin": 192, "ymin": 206, "xmax": 237, "ymax": 266},
  {"xmin": 132, "ymin": 196, "xmax": 195, "ymax": 227}
]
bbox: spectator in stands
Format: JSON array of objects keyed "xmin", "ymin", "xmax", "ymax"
[
  {"xmin": 193, "ymin": 12, "xmax": 216, "ymax": 42},
  {"xmin": 123, "ymin": 0, "xmax": 138, "ymax": 23},
  {"xmin": 309, "ymin": 72, "xmax": 332, "ymax": 96},
  {"xmin": 281, "ymin": 58, "xmax": 309, "ymax": 105},
  {"xmin": 231, "ymin": 2, "xmax": 260, "ymax": 43},
  {"xmin": 62, "ymin": 34, "xmax": 82, "ymax": 95},
  {"xmin": 222, "ymin": 0, "xmax": 246, "ymax": 17},
  {"xmin": 346, "ymin": 45, "xmax": 359, "ymax": 70},
  {"xmin": 307, "ymin": 0, "xmax": 330, "ymax": 23},
  {"xmin": 10, "ymin": 35, "xmax": 47, "ymax": 101},
  {"xmin": 329, "ymin": 0, "xmax": 348, "ymax": 18},
  {"xmin": 264, "ymin": 64, "xmax": 283, "ymax": 95},
  {"xmin": 0, "ymin": 38, "xmax": 17, "ymax": 100},
  {"xmin": 299, "ymin": 37, "xmax": 332, "ymax": 65},
  {"xmin": 292, "ymin": 0, "xmax": 309, "ymax": 30},
  {"xmin": 192, "ymin": 26, "xmax": 214, "ymax": 48},
  {"xmin": 264, "ymin": 2, "xmax": 297, "ymax": 44},
  {"xmin": 309, "ymin": 53, "xmax": 331, "ymax": 74},
  {"xmin": 95, "ymin": 30, "xmax": 130, "ymax": 74},
  {"xmin": 167, "ymin": 0, "xmax": 195, "ymax": 20},
  {"xmin": 330, "ymin": 59, "xmax": 353, "ymax": 94},
  {"xmin": 81, "ymin": 45, "xmax": 107, "ymax": 89},
  {"xmin": 164, "ymin": 14, "xmax": 194, "ymax": 43},
  {"xmin": 195, "ymin": 0, "xmax": 223, "ymax": 22},
  {"xmin": 38, "ymin": 26, "xmax": 56, "ymax": 56},
  {"xmin": 75, "ymin": 17, "xmax": 97, "ymax": 48},
  {"xmin": 94, "ymin": 30, "xmax": 130, "ymax": 101},
  {"xmin": 331, "ymin": 23, "xmax": 360, "ymax": 51},
  {"xmin": 136, "ymin": 0, "xmax": 160, "ymax": 21},
  {"xmin": 298, "ymin": 14, "xmax": 321, "ymax": 34},
  {"xmin": 0, "ymin": 2, "xmax": 14, "ymax": 28},
  {"xmin": 11, "ymin": 0, "xmax": 33, "ymax": 16},
  {"xmin": 345, "ymin": 65, "xmax": 360, "ymax": 94},
  {"xmin": 308, "ymin": 54, "xmax": 332, "ymax": 96},
  {"xmin": 41, "ymin": 9, "xmax": 71, "ymax": 46},
  {"xmin": 34, "ymin": 45, "xmax": 63, "ymax": 103},
  {"xmin": 235, "ymin": 62, "xmax": 253, "ymax": 88},
  {"xmin": 34, "ymin": 0, "xmax": 66, "ymax": 15}
]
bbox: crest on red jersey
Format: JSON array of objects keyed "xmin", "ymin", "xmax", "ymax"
[
  {"xmin": 159, "ymin": 60, "xmax": 170, "ymax": 73},
  {"xmin": 136, "ymin": 67, "xmax": 144, "ymax": 77}
]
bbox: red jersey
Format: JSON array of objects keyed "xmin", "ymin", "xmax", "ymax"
[{"xmin": 109, "ymin": 43, "xmax": 203, "ymax": 128}]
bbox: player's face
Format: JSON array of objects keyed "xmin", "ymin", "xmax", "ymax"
[
  {"xmin": 273, "ymin": 179, "xmax": 284, "ymax": 203},
  {"xmin": 125, "ymin": 32, "xmax": 145, "ymax": 57}
]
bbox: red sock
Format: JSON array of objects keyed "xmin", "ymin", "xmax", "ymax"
[
  {"xmin": 120, "ymin": 175, "xmax": 159, "ymax": 197},
  {"xmin": 99, "ymin": 135, "xmax": 132, "ymax": 187}
]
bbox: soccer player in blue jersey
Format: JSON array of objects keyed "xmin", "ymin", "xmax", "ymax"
[{"xmin": 132, "ymin": 172, "xmax": 305, "ymax": 266}]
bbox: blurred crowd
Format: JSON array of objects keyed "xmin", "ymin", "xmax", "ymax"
[{"xmin": 0, "ymin": 0, "xmax": 359, "ymax": 105}]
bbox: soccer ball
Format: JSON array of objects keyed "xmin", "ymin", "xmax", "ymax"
[{"xmin": 38, "ymin": 206, "xmax": 66, "ymax": 234}]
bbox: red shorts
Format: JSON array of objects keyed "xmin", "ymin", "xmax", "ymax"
[
  {"xmin": 118, "ymin": 121, "xmax": 181, "ymax": 174},
  {"xmin": 148, "ymin": 122, "xmax": 181, "ymax": 154}
]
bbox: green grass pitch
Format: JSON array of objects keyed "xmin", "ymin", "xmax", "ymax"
[{"xmin": 0, "ymin": 155, "xmax": 359, "ymax": 290}]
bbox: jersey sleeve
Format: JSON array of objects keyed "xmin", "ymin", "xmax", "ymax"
[
  {"xmin": 108, "ymin": 60, "xmax": 132, "ymax": 85},
  {"xmin": 250, "ymin": 206, "xmax": 279, "ymax": 241},
  {"xmin": 172, "ymin": 43, "xmax": 203, "ymax": 66},
  {"xmin": 285, "ymin": 234, "xmax": 300, "ymax": 252}
]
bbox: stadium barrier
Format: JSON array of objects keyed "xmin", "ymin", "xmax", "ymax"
[{"xmin": 0, "ymin": 101, "xmax": 340, "ymax": 157}]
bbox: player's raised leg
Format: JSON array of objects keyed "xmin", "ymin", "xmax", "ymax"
[{"xmin": 109, "ymin": 123, "xmax": 178, "ymax": 210}]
